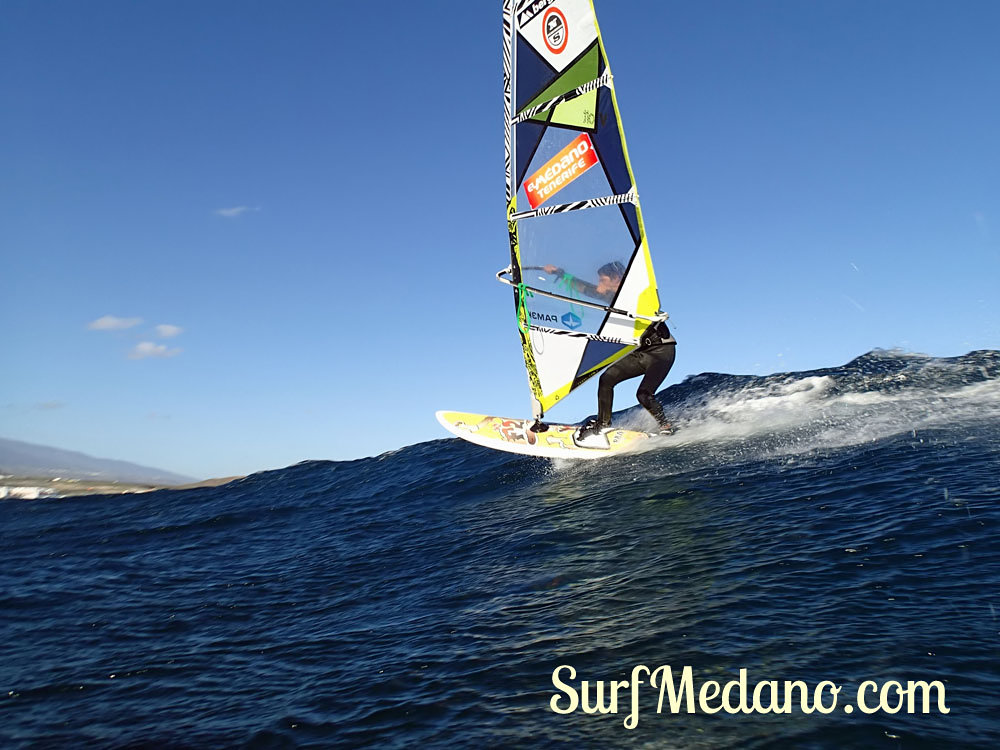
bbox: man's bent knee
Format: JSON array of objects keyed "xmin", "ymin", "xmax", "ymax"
[{"xmin": 636, "ymin": 388, "xmax": 656, "ymax": 407}]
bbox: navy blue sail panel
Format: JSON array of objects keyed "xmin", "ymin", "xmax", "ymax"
[
  {"xmin": 591, "ymin": 87, "xmax": 632, "ymax": 195},
  {"xmin": 515, "ymin": 32, "xmax": 557, "ymax": 114},
  {"xmin": 516, "ymin": 120, "xmax": 547, "ymax": 190},
  {"xmin": 576, "ymin": 339, "xmax": 629, "ymax": 380},
  {"xmin": 619, "ymin": 201, "xmax": 641, "ymax": 249}
]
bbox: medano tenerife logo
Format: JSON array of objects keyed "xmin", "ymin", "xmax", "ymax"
[
  {"xmin": 543, "ymin": 7, "xmax": 568, "ymax": 54},
  {"xmin": 562, "ymin": 311, "xmax": 582, "ymax": 329},
  {"xmin": 523, "ymin": 132, "xmax": 599, "ymax": 209}
]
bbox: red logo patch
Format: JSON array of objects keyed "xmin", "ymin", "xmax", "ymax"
[
  {"xmin": 543, "ymin": 7, "xmax": 568, "ymax": 54},
  {"xmin": 523, "ymin": 133, "xmax": 599, "ymax": 209}
]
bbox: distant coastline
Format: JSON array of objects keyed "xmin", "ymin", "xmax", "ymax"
[
  {"xmin": 0, "ymin": 436, "xmax": 201, "ymax": 491},
  {"xmin": 0, "ymin": 474, "xmax": 244, "ymax": 500}
]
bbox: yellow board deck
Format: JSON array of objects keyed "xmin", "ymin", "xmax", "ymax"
[{"xmin": 435, "ymin": 410, "xmax": 649, "ymax": 460}]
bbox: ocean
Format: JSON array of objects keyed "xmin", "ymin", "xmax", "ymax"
[{"xmin": 2, "ymin": 349, "xmax": 998, "ymax": 748}]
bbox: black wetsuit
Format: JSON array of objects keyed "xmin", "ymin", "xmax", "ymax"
[{"xmin": 596, "ymin": 321, "xmax": 675, "ymax": 428}]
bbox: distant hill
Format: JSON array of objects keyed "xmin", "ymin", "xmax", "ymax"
[{"xmin": 0, "ymin": 437, "xmax": 197, "ymax": 486}]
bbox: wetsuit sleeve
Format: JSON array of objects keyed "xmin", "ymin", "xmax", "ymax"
[
  {"xmin": 567, "ymin": 275, "xmax": 602, "ymax": 299},
  {"xmin": 555, "ymin": 271, "xmax": 603, "ymax": 300},
  {"xmin": 548, "ymin": 267, "xmax": 607, "ymax": 302}
]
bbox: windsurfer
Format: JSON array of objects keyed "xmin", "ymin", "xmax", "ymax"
[
  {"xmin": 541, "ymin": 261, "xmax": 676, "ymax": 441},
  {"xmin": 576, "ymin": 319, "xmax": 675, "ymax": 441}
]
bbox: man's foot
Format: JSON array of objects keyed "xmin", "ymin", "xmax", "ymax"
[
  {"xmin": 647, "ymin": 423, "xmax": 674, "ymax": 437},
  {"xmin": 575, "ymin": 418, "xmax": 611, "ymax": 442}
]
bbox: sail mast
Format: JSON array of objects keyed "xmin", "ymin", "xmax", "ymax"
[
  {"xmin": 504, "ymin": 0, "xmax": 546, "ymax": 420},
  {"xmin": 503, "ymin": 0, "xmax": 514, "ymax": 209}
]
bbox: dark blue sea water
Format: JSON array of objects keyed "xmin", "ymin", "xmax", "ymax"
[{"xmin": 3, "ymin": 350, "xmax": 999, "ymax": 749}]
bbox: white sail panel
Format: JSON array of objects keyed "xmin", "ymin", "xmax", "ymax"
[
  {"xmin": 516, "ymin": 0, "xmax": 598, "ymax": 73},
  {"xmin": 531, "ymin": 332, "xmax": 588, "ymax": 399}
]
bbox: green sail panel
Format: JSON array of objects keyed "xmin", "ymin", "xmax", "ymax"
[
  {"xmin": 549, "ymin": 90, "xmax": 598, "ymax": 129},
  {"xmin": 520, "ymin": 42, "xmax": 601, "ymax": 125}
]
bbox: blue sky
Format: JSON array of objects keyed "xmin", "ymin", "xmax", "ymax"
[{"xmin": 2, "ymin": 0, "xmax": 998, "ymax": 479}]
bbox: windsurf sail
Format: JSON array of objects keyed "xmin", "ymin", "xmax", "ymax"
[{"xmin": 500, "ymin": 0, "xmax": 665, "ymax": 420}]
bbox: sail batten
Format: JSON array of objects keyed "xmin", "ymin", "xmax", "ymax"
[
  {"xmin": 511, "ymin": 188, "xmax": 635, "ymax": 220},
  {"xmin": 503, "ymin": 0, "xmax": 662, "ymax": 419}
]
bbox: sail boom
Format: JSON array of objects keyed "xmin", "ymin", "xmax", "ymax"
[{"xmin": 496, "ymin": 266, "xmax": 665, "ymax": 322}]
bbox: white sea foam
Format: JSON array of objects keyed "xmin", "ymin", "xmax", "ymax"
[
  {"xmin": 544, "ymin": 354, "xmax": 999, "ymax": 478},
  {"xmin": 665, "ymin": 373, "xmax": 1000, "ymax": 459}
]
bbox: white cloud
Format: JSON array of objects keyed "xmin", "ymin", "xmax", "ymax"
[
  {"xmin": 88, "ymin": 315, "xmax": 142, "ymax": 331},
  {"xmin": 215, "ymin": 206, "xmax": 260, "ymax": 218},
  {"xmin": 155, "ymin": 324, "xmax": 183, "ymax": 338},
  {"xmin": 35, "ymin": 401, "xmax": 66, "ymax": 410},
  {"xmin": 129, "ymin": 341, "xmax": 181, "ymax": 359}
]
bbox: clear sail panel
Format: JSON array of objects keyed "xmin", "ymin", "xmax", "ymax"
[{"xmin": 516, "ymin": 203, "xmax": 638, "ymax": 336}]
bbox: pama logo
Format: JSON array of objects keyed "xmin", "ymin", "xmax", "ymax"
[
  {"xmin": 543, "ymin": 7, "xmax": 568, "ymax": 54},
  {"xmin": 562, "ymin": 311, "xmax": 582, "ymax": 329}
]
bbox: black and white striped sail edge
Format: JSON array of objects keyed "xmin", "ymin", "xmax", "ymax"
[{"xmin": 511, "ymin": 188, "xmax": 637, "ymax": 220}]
